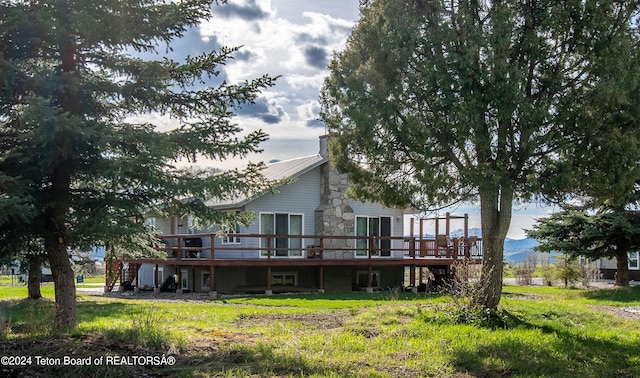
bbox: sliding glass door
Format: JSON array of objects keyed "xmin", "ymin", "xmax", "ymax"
[{"xmin": 260, "ymin": 213, "xmax": 303, "ymax": 257}]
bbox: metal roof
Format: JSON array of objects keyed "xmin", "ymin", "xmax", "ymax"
[{"xmin": 206, "ymin": 154, "xmax": 326, "ymax": 209}]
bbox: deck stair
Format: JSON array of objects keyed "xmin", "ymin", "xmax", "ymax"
[{"xmin": 105, "ymin": 260, "xmax": 122, "ymax": 292}]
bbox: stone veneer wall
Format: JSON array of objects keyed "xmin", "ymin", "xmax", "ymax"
[{"xmin": 315, "ymin": 139, "xmax": 355, "ymax": 257}]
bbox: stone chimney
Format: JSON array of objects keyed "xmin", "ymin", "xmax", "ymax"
[
  {"xmin": 319, "ymin": 134, "xmax": 329, "ymax": 158},
  {"xmin": 315, "ymin": 135, "xmax": 355, "ymax": 257}
]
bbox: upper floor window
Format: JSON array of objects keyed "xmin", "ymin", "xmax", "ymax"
[
  {"xmin": 221, "ymin": 223, "xmax": 242, "ymax": 244},
  {"xmin": 187, "ymin": 215, "xmax": 199, "ymax": 234}
]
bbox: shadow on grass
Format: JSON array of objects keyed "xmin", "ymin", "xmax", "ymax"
[
  {"xmin": 449, "ymin": 315, "xmax": 640, "ymax": 377},
  {"xmin": 214, "ymin": 291, "xmax": 446, "ymax": 309},
  {"xmin": 159, "ymin": 342, "xmax": 357, "ymax": 377},
  {"xmin": 2, "ymin": 298, "xmax": 156, "ymax": 336},
  {"xmin": 580, "ymin": 285, "xmax": 640, "ymax": 304},
  {"xmin": 77, "ymin": 300, "xmax": 155, "ymax": 324}
]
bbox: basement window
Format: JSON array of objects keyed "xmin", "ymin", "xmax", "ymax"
[
  {"xmin": 357, "ymin": 270, "xmax": 380, "ymax": 288},
  {"xmin": 201, "ymin": 271, "xmax": 211, "ymax": 290},
  {"xmin": 272, "ymin": 272, "xmax": 297, "ymax": 286}
]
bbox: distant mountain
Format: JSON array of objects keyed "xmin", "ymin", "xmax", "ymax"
[
  {"xmin": 449, "ymin": 229, "xmax": 540, "ymax": 263},
  {"xmin": 505, "ymin": 237, "xmax": 538, "ymax": 250},
  {"xmin": 503, "ymin": 238, "xmax": 538, "ymax": 263},
  {"xmin": 450, "ymin": 227, "xmax": 482, "ymax": 238}
]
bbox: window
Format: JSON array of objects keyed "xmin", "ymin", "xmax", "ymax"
[
  {"xmin": 357, "ymin": 270, "xmax": 380, "ymax": 288},
  {"xmin": 272, "ymin": 272, "xmax": 297, "ymax": 286},
  {"xmin": 221, "ymin": 223, "xmax": 241, "ymax": 244},
  {"xmin": 629, "ymin": 252, "xmax": 639, "ymax": 269},
  {"xmin": 355, "ymin": 216, "xmax": 392, "ymax": 257},
  {"xmin": 187, "ymin": 216, "xmax": 199, "ymax": 234},
  {"xmin": 180, "ymin": 269, "xmax": 189, "ymax": 290},
  {"xmin": 145, "ymin": 217, "xmax": 157, "ymax": 227},
  {"xmin": 220, "ymin": 211, "xmax": 242, "ymax": 244},
  {"xmin": 154, "ymin": 267, "xmax": 164, "ymax": 286},
  {"xmin": 260, "ymin": 213, "xmax": 303, "ymax": 257},
  {"xmin": 201, "ymin": 271, "xmax": 211, "ymax": 290}
]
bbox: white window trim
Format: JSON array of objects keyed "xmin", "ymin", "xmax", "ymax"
[
  {"xmin": 180, "ymin": 268, "xmax": 189, "ymax": 290},
  {"xmin": 259, "ymin": 212, "xmax": 305, "ymax": 258},
  {"xmin": 221, "ymin": 235, "xmax": 241, "ymax": 245},
  {"xmin": 221, "ymin": 224, "xmax": 242, "ymax": 245},
  {"xmin": 220, "ymin": 211, "xmax": 242, "ymax": 244},
  {"xmin": 629, "ymin": 251, "xmax": 639, "ymax": 270}
]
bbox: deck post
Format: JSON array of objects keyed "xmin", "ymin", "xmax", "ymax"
[
  {"xmin": 409, "ymin": 265, "xmax": 416, "ymax": 287},
  {"xmin": 209, "ymin": 265, "xmax": 217, "ymax": 298},
  {"xmin": 464, "ymin": 214, "xmax": 469, "ymax": 239},
  {"xmin": 366, "ymin": 265, "xmax": 374, "ymax": 293},
  {"xmin": 266, "ymin": 266, "xmax": 272, "ymax": 295},
  {"xmin": 267, "ymin": 236, "xmax": 272, "ymax": 259},
  {"xmin": 118, "ymin": 263, "xmax": 125, "ymax": 292},
  {"xmin": 134, "ymin": 264, "xmax": 141, "ymax": 294},
  {"xmin": 419, "ymin": 219, "xmax": 424, "ymax": 257},
  {"xmin": 154, "ymin": 264, "xmax": 160, "ymax": 295},
  {"xmin": 409, "ymin": 219, "xmax": 415, "ymax": 258},
  {"xmin": 318, "ymin": 266, "xmax": 325, "ymax": 293},
  {"xmin": 176, "ymin": 236, "xmax": 182, "ymax": 259},
  {"xmin": 210, "ymin": 234, "xmax": 215, "ymax": 260},
  {"xmin": 191, "ymin": 268, "xmax": 195, "ymax": 293},
  {"xmin": 446, "ymin": 212, "xmax": 451, "ymax": 237},
  {"xmin": 464, "ymin": 214, "xmax": 470, "ymax": 259},
  {"xmin": 453, "ymin": 238, "xmax": 458, "ymax": 260},
  {"xmin": 176, "ymin": 265, "xmax": 183, "ymax": 295}
]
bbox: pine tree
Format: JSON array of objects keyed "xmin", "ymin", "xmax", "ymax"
[
  {"xmin": 0, "ymin": 0, "xmax": 276, "ymax": 328},
  {"xmin": 321, "ymin": 0, "xmax": 640, "ymax": 308},
  {"xmin": 529, "ymin": 208, "xmax": 640, "ymax": 287}
]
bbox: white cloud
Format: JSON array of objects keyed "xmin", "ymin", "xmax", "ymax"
[{"xmin": 286, "ymin": 72, "xmax": 326, "ymax": 90}]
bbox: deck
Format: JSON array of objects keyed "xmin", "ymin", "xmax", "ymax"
[
  {"xmin": 126, "ymin": 232, "xmax": 482, "ymax": 264},
  {"xmin": 109, "ymin": 232, "xmax": 483, "ymax": 294}
]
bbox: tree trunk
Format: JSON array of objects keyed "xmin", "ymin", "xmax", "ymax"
[
  {"xmin": 473, "ymin": 185, "xmax": 513, "ymax": 309},
  {"xmin": 42, "ymin": 29, "xmax": 78, "ymax": 329},
  {"xmin": 45, "ymin": 233, "xmax": 76, "ymax": 329},
  {"xmin": 43, "ymin": 154, "xmax": 76, "ymax": 328},
  {"xmin": 27, "ymin": 255, "xmax": 42, "ymax": 300},
  {"xmin": 615, "ymin": 250, "xmax": 630, "ymax": 287}
]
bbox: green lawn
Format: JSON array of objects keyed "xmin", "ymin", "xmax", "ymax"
[{"xmin": 1, "ymin": 285, "xmax": 639, "ymax": 377}]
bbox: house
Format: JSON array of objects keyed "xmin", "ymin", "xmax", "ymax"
[
  {"xmin": 109, "ymin": 136, "xmax": 483, "ymax": 296},
  {"xmin": 599, "ymin": 252, "xmax": 640, "ymax": 281}
]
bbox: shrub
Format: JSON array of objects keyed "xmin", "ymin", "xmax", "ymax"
[{"xmin": 514, "ymin": 254, "xmax": 538, "ymax": 285}]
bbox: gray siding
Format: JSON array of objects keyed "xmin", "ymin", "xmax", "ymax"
[
  {"xmin": 600, "ymin": 257, "xmax": 617, "ymax": 270},
  {"xmin": 223, "ymin": 166, "xmax": 323, "ymax": 258},
  {"xmin": 143, "ymin": 163, "xmax": 405, "ymax": 260}
]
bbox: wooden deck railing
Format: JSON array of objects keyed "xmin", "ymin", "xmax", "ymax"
[{"xmin": 146, "ymin": 233, "xmax": 483, "ymax": 261}]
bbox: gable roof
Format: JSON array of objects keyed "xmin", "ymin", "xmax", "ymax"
[{"xmin": 206, "ymin": 154, "xmax": 327, "ymax": 209}]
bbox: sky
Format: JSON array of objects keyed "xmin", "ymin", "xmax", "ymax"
[
  {"xmin": 174, "ymin": 0, "xmax": 362, "ymax": 166},
  {"xmin": 146, "ymin": 0, "xmax": 552, "ymax": 239},
  {"xmin": 415, "ymin": 202, "xmax": 559, "ymax": 240}
]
